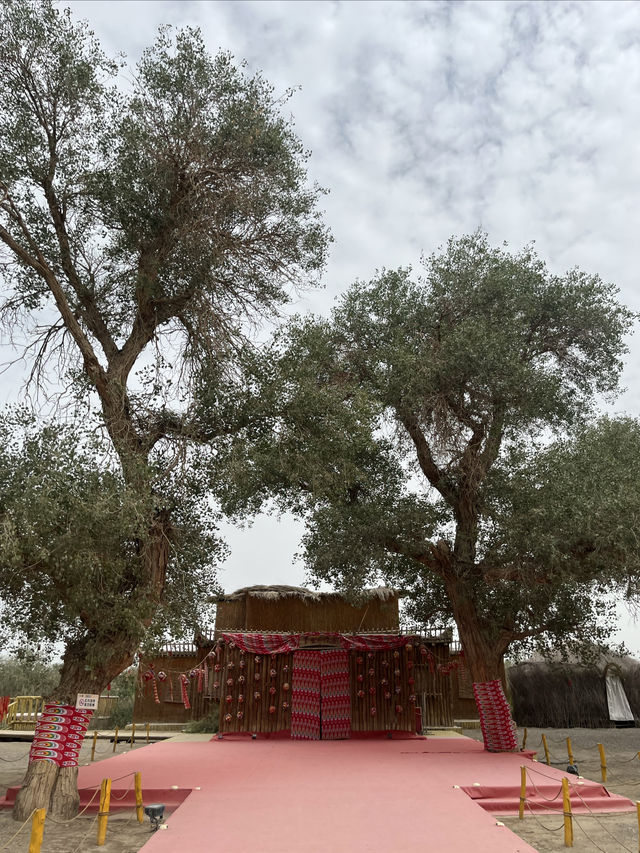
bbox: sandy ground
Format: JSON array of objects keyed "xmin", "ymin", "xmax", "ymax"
[
  {"xmin": 2, "ymin": 727, "xmax": 640, "ymax": 852},
  {"xmin": 0, "ymin": 736, "xmax": 154, "ymax": 852},
  {"xmin": 466, "ymin": 726, "xmax": 640, "ymax": 853}
]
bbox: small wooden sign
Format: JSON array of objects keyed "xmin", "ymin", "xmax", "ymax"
[{"xmin": 76, "ymin": 693, "xmax": 100, "ymax": 711}]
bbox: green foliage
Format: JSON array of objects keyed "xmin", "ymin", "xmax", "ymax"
[
  {"xmin": 0, "ymin": 0, "xmax": 329, "ymax": 700},
  {"xmin": 0, "ymin": 653, "xmax": 60, "ymax": 698},
  {"xmin": 212, "ymin": 232, "xmax": 638, "ymax": 669},
  {"xmin": 105, "ymin": 668, "xmax": 137, "ymax": 729},
  {"xmin": 183, "ymin": 705, "xmax": 219, "ymax": 733},
  {"xmin": 0, "ymin": 409, "xmax": 222, "ymax": 663}
]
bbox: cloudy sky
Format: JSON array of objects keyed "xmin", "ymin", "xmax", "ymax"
[{"xmin": 9, "ymin": 0, "xmax": 640, "ymax": 647}]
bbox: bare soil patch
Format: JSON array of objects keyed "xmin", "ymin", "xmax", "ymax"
[
  {"xmin": 0, "ymin": 737, "xmax": 155, "ymax": 852},
  {"xmin": 466, "ymin": 725, "xmax": 640, "ymax": 852}
]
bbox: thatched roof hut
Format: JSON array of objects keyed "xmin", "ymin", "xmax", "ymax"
[
  {"xmin": 508, "ymin": 656, "xmax": 640, "ymax": 728},
  {"xmin": 135, "ymin": 584, "xmax": 456, "ymax": 736},
  {"xmin": 211, "ymin": 584, "xmax": 401, "ymax": 634}
]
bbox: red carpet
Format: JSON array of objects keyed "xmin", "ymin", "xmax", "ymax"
[{"xmin": 2, "ymin": 736, "xmax": 634, "ymax": 852}]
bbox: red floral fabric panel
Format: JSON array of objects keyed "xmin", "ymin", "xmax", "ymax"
[
  {"xmin": 221, "ymin": 632, "xmax": 412, "ymax": 655},
  {"xmin": 29, "ymin": 703, "xmax": 93, "ymax": 767},
  {"xmin": 291, "ymin": 651, "xmax": 322, "ymax": 740},
  {"xmin": 320, "ymin": 650, "xmax": 351, "ymax": 740},
  {"xmin": 473, "ymin": 680, "xmax": 518, "ymax": 752}
]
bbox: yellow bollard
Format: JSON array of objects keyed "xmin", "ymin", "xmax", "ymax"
[
  {"xmin": 97, "ymin": 777, "xmax": 112, "ymax": 846},
  {"xmin": 113, "ymin": 726, "xmax": 119, "ymax": 753},
  {"xmin": 566, "ymin": 737, "xmax": 574, "ymax": 766},
  {"xmin": 91, "ymin": 730, "xmax": 98, "ymax": 762},
  {"xmin": 28, "ymin": 808, "xmax": 46, "ymax": 853},
  {"xmin": 562, "ymin": 777, "xmax": 573, "ymax": 847},
  {"xmin": 542, "ymin": 733, "xmax": 551, "ymax": 766},
  {"xmin": 130, "ymin": 722, "xmax": 136, "ymax": 746},
  {"xmin": 598, "ymin": 743, "xmax": 607, "ymax": 784},
  {"xmin": 146, "ymin": 722, "xmax": 150, "ymax": 744},
  {"xmin": 521, "ymin": 728, "xmax": 528, "ymax": 751},
  {"xmin": 135, "ymin": 771, "xmax": 144, "ymax": 823},
  {"xmin": 519, "ymin": 766, "xmax": 526, "ymax": 819}
]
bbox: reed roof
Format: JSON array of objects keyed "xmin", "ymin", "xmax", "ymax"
[{"xmin": 209, "ymin": 585, "xmax": 400, "ymax": 604}]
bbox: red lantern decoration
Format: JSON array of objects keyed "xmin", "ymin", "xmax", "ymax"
[
  {"xmin": 384, "ymin": 691, "xmax": 392, "ymax": 700},
  {"xmin": 254, "ymin": 691, "xmax": 261, "ymax": 701},
  {"xmin": 282, "ymin": 702, "xmax": 290, "ymax": 711},
  {"xmin": 157, "ymin": 671, "xmax": 167, "ymax": 682},
  {"xmin": 395, "ymin": 705, "xmax": 403, "ymax": 714},
  {"xmin": 269, "ymin": 686, "xmax": 276, "ymax": 695},
  {"xmin": 370, "ymin": 706, "xmax": 377, "ymax": 716},
  {"xmin": 283, "ymin": 683, "xmax": 290, "ymax": 692},
  {"xmin": 225, "ymin": 713, "xmax": 232, "ymax": 722},
  {"xmin": 238, "ymin": 694, "xmax": 244, "ymax": 704},
  {"xmin": 368, "ymin": 668, "xmax": 375, "ymax": 677},
  {"xmin": 237, "ymin": 710, "xmax": 244, "ymax": 720},
  {"xmin": 357, "ymin": 690, "xmax": 365, "ymax": 698},
  {"xmin": 269, "ymin": 705, "xmax": 276, "ymax": 715}
]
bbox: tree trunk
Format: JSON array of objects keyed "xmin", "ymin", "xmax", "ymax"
[
  {"xmin": 13, "ymin": 498, "xmax": 172, "ymax": 821},
  {"xmin": 13, "ymin": 638, "xmax": 137, "ymax": 821},
  {"xmin": 444, "ymin": 571, "xmax": 516, "ymax": 751}
]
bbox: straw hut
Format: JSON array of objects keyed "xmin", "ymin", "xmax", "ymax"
[
  {"xmin": 134, "ymin": 585, "xmax": 456, "ymax": 737},
  {"xmin": 508, "ymin": 656, "xmax": 640, "ymax": 728}
]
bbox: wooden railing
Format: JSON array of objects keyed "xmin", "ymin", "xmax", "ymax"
[{"xmin": 5, "ymin": 695, "xmax": 44, "ymax": 730}]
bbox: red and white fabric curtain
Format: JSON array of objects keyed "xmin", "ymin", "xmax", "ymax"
[
  {"xmin": 222, "ymin": 632, "xmax": 411, "ymax": 655},
  {"xmin": 290, "ymin": 650, "xmax": 352, "ymax": 740},
  {"xmin": 319, "ymin": 650, "xmax": 351, "ymax": 740},
  {"xmin": 291, "ymin": 651, "xmax": 322, "ymax": 740}
]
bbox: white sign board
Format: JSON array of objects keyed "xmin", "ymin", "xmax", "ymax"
[{"xmin": 76, "ymin": 693, "xmax": 100, "ymax": 711}]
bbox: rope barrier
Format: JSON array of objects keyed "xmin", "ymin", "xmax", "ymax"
[
  {"xmin": 567, "ymin": 782, "xmax": 637, "ymax": 853},
  {"xmin": 46, "ymin": 785, "xmax": 102, "ymax": 823},
  {"xmin": 523, "ymin": 800, "xmax": 565, "ymax": 831},
  {"xmin": 0, "ymin": 751, "xmax": 31, "ymax": 762},
  {"xmin": 0, "ymin": 807, "xmax": 38, "ymax": 849},
  {"xmin": 69, "ymin": 812, "xmax": 99, "ymax": 853}
]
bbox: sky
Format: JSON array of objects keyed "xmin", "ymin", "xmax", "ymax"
[{"xmin": 5, "ymin": 0, "xmax": 640, "ymax": 649}]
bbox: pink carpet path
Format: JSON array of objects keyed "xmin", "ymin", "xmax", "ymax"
[{"xmin": 2, "ymin": 735, "xmax": 634, "ymax": 852}]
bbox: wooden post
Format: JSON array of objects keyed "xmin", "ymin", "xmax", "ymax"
[
  {"xmin": 521, "ymin": 727, "xmax": 527, "ymax": 751},
  {"xmin": 28, "ymin": 808, "xmax": 46, "ymax": 853},
  {"xmin": 542, "ymin": 733, "xmax": 550, "ymax": 766},
  {"xmin": 130, "ymin": 722, "xmax": 136, "ymax": 746},
  {"xmin": 566, "ymin": 737, "xmax": 574, "ymax": 766},
  {"xmin": 91, "ymin": 730, "xmax": 98, "ymax": 762},
  {"xmin": 562, "ymin": 777, "xmax": 573, "ymax": 847},
  {"xmin": 112, "ymin": 726, "xmax": 119, "ymax": 753},
  {"xmin": 135, "ymin": 771, "xmax": 144, "ymax": 823},
  {"xmin": 598, "ymin": 743, "xmax": 607, "ymax": 783},
  {"xmin": 97, "ymin": 778, "xmax": 111, "ymax": 846},
  {"xmin": 519, "ymin": 766, "xmax": 526, "ymax": 819},
  {"xmin": 146, "ymin": 722, "xmax": 150, "ymax": 744}
]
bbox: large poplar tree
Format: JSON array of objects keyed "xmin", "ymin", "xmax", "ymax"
[
  {"xmin": 212, "ymin": 232, "xmax": 639, "ymax": 702},
  {"xmin": 0, "ymin": 0, "xmax": 328, "ymax": 818}
]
